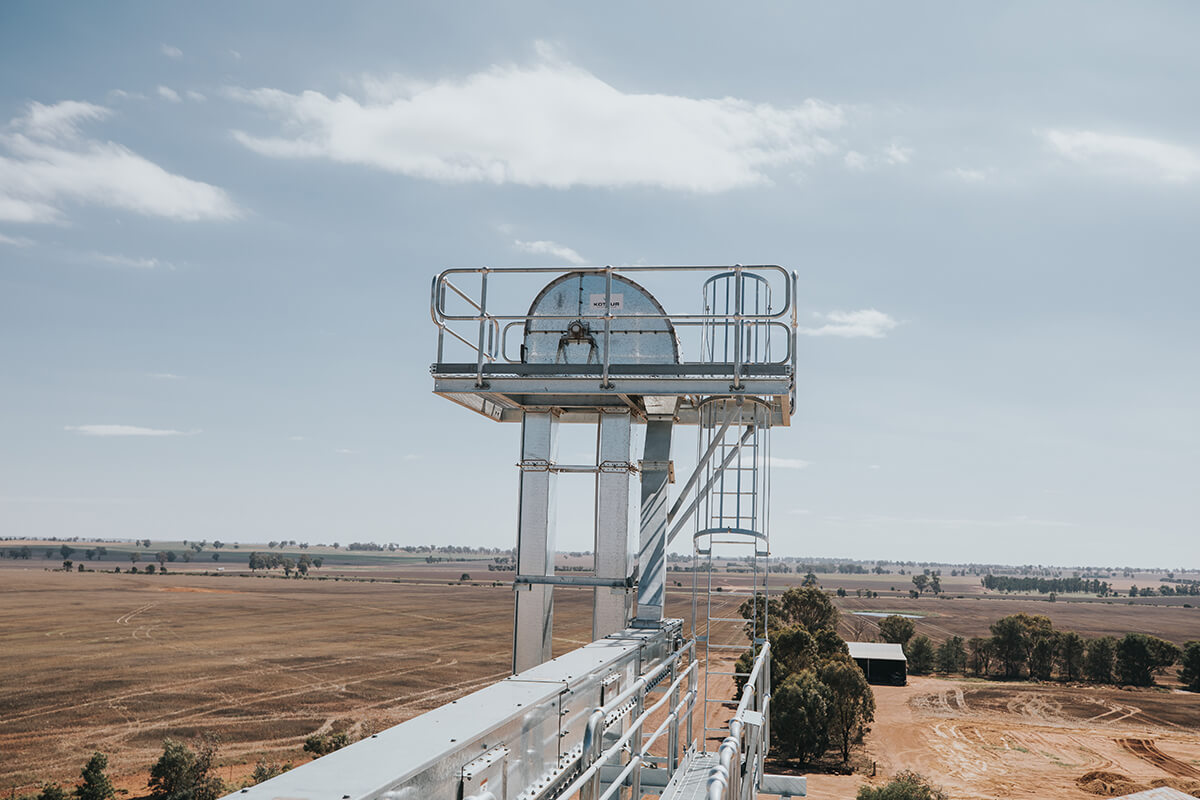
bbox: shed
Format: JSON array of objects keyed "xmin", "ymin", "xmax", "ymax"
[{"xmin": 847, "ymin": 642, "xmax": 907, "ymax": 686}]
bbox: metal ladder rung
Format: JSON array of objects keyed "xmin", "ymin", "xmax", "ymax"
[
  {"xmin": 706, "ymin": 670, "xmax": 751, "ymax": 677},
  {"xmin": 706, "ymin": 644, "xmax": 750, "ymax": 651}
]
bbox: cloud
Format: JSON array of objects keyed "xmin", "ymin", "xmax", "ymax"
[
  {"xmin": 951, "ymin": 167, "xmax": 988, "ymax": 182},
  {"xmin": 513, "ymin": 238, "xmax": 587, "ymax": 265},
  {"xmin": 1043, "ymin": 129, "xmax": 1200, "ymax": 182},
  {"xmin": 65, "ymin": 424, "xmax": 198, "ymax": 437},
  {"xmin": 799, "ymin": 309, "xmax": 898, "ymax": 338},
  {"xmin": 157, "ymin": 86, "xmax": 182, "ymax": 103},
  {"xmin": 161, "ymin": 44, "xmax": 183, "ymax": 59},
  {"xmin": 0, "ymin": 232, "xmax": 34, "ymax": 247},
  {"xmin": 334, "ymin": 447, "xmax": 357, "ymax": 454},
  {"xmin": 0, "ymin": 101, "xmax": 240, "ymax": 223},
  {"xmin": 768, "ymin": 456, "xmax": 811, "ymax": 470},
  {"xmin": 868, "ymin": 464, "xmax": 881, "ymax": 470},
  {"xmin": 94, "ymin": 252, "xmax": 170, "ymax": 269},
  {"xmin": 149, "ymin": 372, "xmax": 182, "ymax": 380},
  {"xmin": 883, "ymin": 143, "xmax": 912, "ymax": 165},
  {"xmin": 289, "ymin": 435, "xmax": 306, "ymax": 441},
  {"xmin": 843, "ymin": 151, "xmax": 867, "ymax": 170},
  {"xmin": 226, "ymin": 48, "xmax": 847, "ymax": 192},
  {"xmin": 186, "ymin": 91, "xmax": 207, "ymax": 103}
]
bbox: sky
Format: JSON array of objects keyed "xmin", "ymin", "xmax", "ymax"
[{"xmin": 0, "ymin": 2, "xmax": 1196, "ymax": 569}]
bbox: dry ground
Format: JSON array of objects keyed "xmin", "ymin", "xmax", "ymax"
[
  {"xmin": 0, "ymin": 567, "xmax": 592, "ymax": 795},
  {"xmin": 3, "ymin": 563, "xmax": 1198, "ymax": 799},
  {"xmin": 846, "ymin": 676, "xmax": 1200, "ymax": 800}
]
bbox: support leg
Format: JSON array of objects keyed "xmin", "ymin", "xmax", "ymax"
[
  {"xmin": 513, "ymin": 412, "xmax": 558, "ymax": 672},
  {"xmin": 593, "ymin": 411, "xmax": 632, "ymax": 639},
  {"xmin": 637, "ymin": 416, "xmax": 673, "ymax": 622}
]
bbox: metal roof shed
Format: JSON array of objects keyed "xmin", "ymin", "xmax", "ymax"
[{"xmin": 847, "ymin": 641, "xmax": 907, "ymax": 686}]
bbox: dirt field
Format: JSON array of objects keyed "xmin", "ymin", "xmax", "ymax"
[
  {"xmin": 3, "ymin": 561, "xmax": 1198, "ymax": 799},
  {"xmin": 0, "ymin": 567, "xmax": 593, "ymax": 795},
  {"xmin": 841, "ymin": 676, "xmax": 1200, "ymax": 800}
]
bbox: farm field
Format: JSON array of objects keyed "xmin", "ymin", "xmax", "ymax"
[{"xmin": 3, "ymin": 559, "xmax": 1199, "ymax": 799}]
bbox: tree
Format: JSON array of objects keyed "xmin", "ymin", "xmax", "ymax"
[
  {"xmin": 819, "ymin": 656, "xmax": 875, "ymax": 764},
  {"xmin": 148, "ymin": 737, "xmax": 224, "ymax": 800},
  {"xmin": 990, "ymin": 614, "xmax": 1052, "ymax": 679},
  {"xmin": 1084, "ymin": 636, "xmax": 1117, "ymax": 683},
  {"xmin": 801, "ymin": 571, "xmax": 819, "ymax": 587},
  {"xmin": 1057, "ymin": 632, "xmax": 1086, "ymax": 681},
  {"xmin": 157, "ymin": 552, "xmax": 170, "ymax": 567},
  {"xmin": 1115, "ymin": 633, "xmax": 1179, "ymax": 687},
  {"xmin": 935, "ymin": 636, "xmax": 966, "ymax": 674},
  {"xmin": 1029, "ymin": 635, "xmax": 1057, "ymax": 681},
  {"xmin": 878, "ymin": 616, "xmax": 915, "ymax": 647},
  {"xmin": 929, "ymin": 575, "xmax": 942, "ymax": 595},
  {"xmin": 303, "ymin": 732, "xmax": 350, "ymax": 757},
  {"xmin": 38, "ymin": 785, "xmax": 67, "ymax": 800},
  {"xmin": 911, "ymin": 574, "xmax": 929, "ymax": 595},
  {"xmin": 1181, "ymin": 641, "xmax": 1200, "ymax": 692},
  {"xmin": 856, "ymin": 771, "xmax": 948, "ymax": 800},
  {"xmin": 312, "ymin": 557, "xmax": 323, "ymax": 568},
  {"xmin": 773, "ymin": 586, "xmax": 839, "ymax": 634},
  {"xmin": 770, "ymin": 670, "xmax": 832, "ymax": 763},
  {"xmin": 906, "ymin": 635, "xmax": 934, "ymax": 675},
  {"xmin": 145, "ymin": 564, "xmax": 156, "ymax": 574},
  {"xmin": 460, "ymin": 573, "xmax": 471, "ymax": 582},
  {"xmin": 74, "ymin": 752, "xmax": 115, "ymax": 800},
  {"xmin": 61, "ymin": 544, "xmax": 75, "ymax": 559},
  {"xmin": 129, "ymin": 552, "xmax": 140, "ymax": 564},
  {"xmin": 63, "ymin": 560, "xmax": 73, "ymax": 571},
  {"xmin": 250, "ymin": 762, "xmax": 289, "ymax": 785},
  {"xmin": 967, "ymin": 637, "xmax": 993, "ymax": 677}
]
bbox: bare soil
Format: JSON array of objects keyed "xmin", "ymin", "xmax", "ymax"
[{"xmin": 4, "ymin": 563, "xmax": 1199, "ymax": 799}]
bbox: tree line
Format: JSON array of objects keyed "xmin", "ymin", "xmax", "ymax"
[
  {"xmin": 981, "ymin": 574, "xmax": 1114, "ymax": 596},
  {"xmin": 874, "ymin": 613, "xmax": 1200, "ymax": 690}
]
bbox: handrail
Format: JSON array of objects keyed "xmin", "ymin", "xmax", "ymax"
[{"xmin": 706, "ymin": 641, "xmax": 771, "ymax": 800}]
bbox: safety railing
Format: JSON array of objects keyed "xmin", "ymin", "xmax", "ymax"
[
  {"xmin": 555, "ymin": 639, "xmax": 698, "ymax": 800},
  {"xmin": 706, "ymin": 641, "xmax": 771, "ymax": 800},
  {"xmin": 429, "ymin": 265, "xmax": 797, "ymax": 390}
]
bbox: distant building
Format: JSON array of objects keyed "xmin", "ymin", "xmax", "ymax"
[{"xmin": 846, "ymin": 642, "xmax": 906, "ymax": 685}]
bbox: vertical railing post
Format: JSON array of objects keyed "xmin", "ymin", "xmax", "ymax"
[
  {"xmin": 732, "ymin": 265, "xmax": 743, "ymax": 390},
  {"xmin": 601, "ymin": 266, "xmax": 613, "ymax": 388},
  {"xmin": 475, "ymin": 268, "xmax": 490, "ymax": 388}
]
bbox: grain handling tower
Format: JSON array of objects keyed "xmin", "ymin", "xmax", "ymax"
[{"xmin": 228, "ymin": 265, "xmax": 804, "ymax": 800}]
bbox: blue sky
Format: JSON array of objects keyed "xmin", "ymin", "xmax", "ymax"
[{"xmin": 1, "ymin": 2, "xmax": 1196, "ymax": 568}]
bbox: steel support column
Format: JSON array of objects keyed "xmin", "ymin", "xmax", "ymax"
[
  {"xmin": 514, "ymin": 411, "xmax": 558, "ymax": 672},
  {"xmin": 593, "ymin": 411, "xmax": 633, "ymax": 639},
  {"xmin": 636, "ymin": 416, "xmax": 673, "ymax": 621}
]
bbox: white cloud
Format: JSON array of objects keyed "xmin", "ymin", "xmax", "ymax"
[
  {"xmin": 161, "ymin": 44, "xmax": 183, "ymax": 59},
  {"xmin": 799, "ymin": 309, "xmax": 898, "ymax": 339},
  {"xmin": 0, "ymin": 232, "xmax": 34, "ymax": 247},
  {"xmin": 149, "ymin": 372, "xmax": 182, "ymax": 380},
  {"xmin": 1043, "ymin": 129, "xmax": 1200, "ymax": 182},
  {"xmin": 335, "ymin": 447, "xmax": 357, "ymax": 454},
  {"xmin": 157, "ymin": 86, "xmax": 182, "ymax": 103},
  {"xmin": 513, "ymin": 238, "xmax": 587, "ymax": 265},
  {"xmin": 65, "ymin": 424, "xmax": 198, "ymax": 437},
  {"xmin": 768, "ymin": 456, "xmax": 811, "ymax": 470},
  {"xmin": 951, "ymin": 167, "xmax": 988, "ymax": 182},
  {"xmin": 883, "ymin": 143, "xmax": 912, "ymax": 165},
  {"xmin": 869, "ymin": 464, "xmax": 881, "ymax": 470},
  {"xmin": 843, "ymin": 151, "xmax": 867, "ymax": 170},
  {"xmin": 186, "ymin": 91, "xmax": 207, "ymax": 103},
  {"xmin": 226, "ymin": 49, "xmax": 847, "ymax": 192},
  {"xmin": 0, "ymin": 101, "xmax": 240, "ymax": 224},
  {"xmin": 289, "ymin": 435, "xmax": 306, "ymax": 441},
  {"xmin": 403, "ymin": 453, "xmax": 421, "ymax": 461},
  {"xmin": 94, "ymin": 252, "xmax": 170, "ymax": 269}
]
